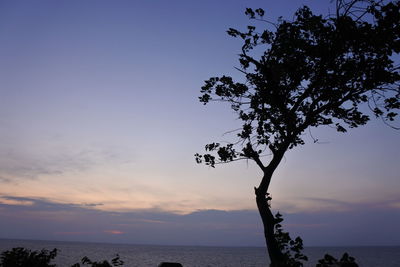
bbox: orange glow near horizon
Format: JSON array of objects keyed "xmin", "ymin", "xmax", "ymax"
[{"xmin": 104, "ymin": 230, "xmax": 124, "ymax": 235}]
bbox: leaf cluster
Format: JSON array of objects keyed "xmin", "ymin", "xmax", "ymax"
[{"xmin": 273, "ymin": 213, "xmax": 308, "ymax": 267}]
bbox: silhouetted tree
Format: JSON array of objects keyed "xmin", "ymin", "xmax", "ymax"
[{"xmin": 196, "ymin": 0, "xmax": 399, "ymax": 266}]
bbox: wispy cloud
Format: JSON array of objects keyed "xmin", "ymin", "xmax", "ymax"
[
  {"xmin": 276, "ymin": 196, "xmax": 400, "ymax": 214},
  {"xmin": 0, "ymin": 197, "xmax": 34, "ymax": 206},
  {"xmin": 120, "ymin": 218, "xmax": 167, "ymax": 224},
  {"xmin": 0, "ymin": 146, "xmax": 133, "ymax": 181}
]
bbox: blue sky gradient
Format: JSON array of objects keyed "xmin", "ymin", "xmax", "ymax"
[{"xmin": 0, "ymin": 0, "xmax": 399, "ymax": 246}]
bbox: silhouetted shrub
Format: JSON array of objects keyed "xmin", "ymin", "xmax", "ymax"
[
  {"xmin": 0, "ymin": 247, "xmax": 58, "ymax": 267},
  {"xmin": 71, "ymin": 254, "xmax": 124, "ymax": 267},
  {"xmin": 316, "ymin": 252, "xmax": 358, "ymax": 267},
  {"xmin": 0, "ymin": 247, "xmax": 124, "ymax": 267}
]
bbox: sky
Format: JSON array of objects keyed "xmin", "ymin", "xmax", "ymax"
[{"xmin": 0, "ymin": 0, "xmax": 399, "ymax": 247}]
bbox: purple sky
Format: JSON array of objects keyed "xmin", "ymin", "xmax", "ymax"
[{"xmin": 0, "ymin": 0, "xmax": 399, "ymax": 246}]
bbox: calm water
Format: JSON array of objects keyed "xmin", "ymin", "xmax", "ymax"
[{"xmin": 0, "ymin": 239, "xmax": 399, "ymax": 267}]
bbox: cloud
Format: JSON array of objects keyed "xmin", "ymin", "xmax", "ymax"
[
  {"xmin": 0, "ymin": 146, "xmax": 133, "ymax": 181},
  {"xmin": 121, "ymin": 218, "xmax": 167, "ymax": 224},
  {"xmin": 0, "ymin": 197, "xmax": 34, "ymax": 206},
  {"xmin": 80, "ymin": 203, "xmax": 104, "ymax": 207},
  {"xmin": 0, "ymin": 195, "xmax": 102, "ymax": 213},
  {"xmin": 0, "ymin": 196, "xmax": 399, "ymax": 246},
  {"xmin": 54, "ymin": 231, "xmax": 95, "ymax": 236},
  {"xmin": 285, "ymin": 223, "xmax": 328, "ymax": 229},
  {"xmin": 0, "ymin": 196, "xmax": 264, "ymax": 246},
  {"xmin": 389, "ymin": 201, "xmax": 400, "ymax": 209},
  {"xmin": 276, "ymin": 196, "xmax": 400, "ymax": 214},
  {"xmin": 302, "ymin": 197, "xmax": 351, "ymax": 210}
]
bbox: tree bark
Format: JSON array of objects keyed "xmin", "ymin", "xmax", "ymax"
[
  {"xmin": 255, "ymin": 175, "xmax": 285, "ymax": 266},
  {"xmin": 254, "ymin": 150, "xmax": 287, "ymax": 266}
]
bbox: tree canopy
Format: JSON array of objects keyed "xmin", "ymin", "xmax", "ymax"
[{"xmin": 196, "ymin": 1, "xmax": 399, "ymax": 169}]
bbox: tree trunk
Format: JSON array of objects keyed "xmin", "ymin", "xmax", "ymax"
[
  {"xmin": 254, "ymin": 150, "xmax": 287, "ymax": 266},
  {"xmin": 255, "ymin": 178, "xmax": 285, "ymax": 266}
]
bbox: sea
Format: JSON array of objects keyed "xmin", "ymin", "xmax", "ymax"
[{"xmin": 0, "ymin": 239, "xmax": 399, "ymax": 267}]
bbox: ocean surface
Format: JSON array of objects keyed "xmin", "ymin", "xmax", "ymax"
[{"xmin": 0, "ymin": 239, "xmax": 399, "ymax": 267}]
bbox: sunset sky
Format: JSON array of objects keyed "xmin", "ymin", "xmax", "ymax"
[{"xmin": 0, "ymin": 0, "xmax": 399, "ymax": 246}]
